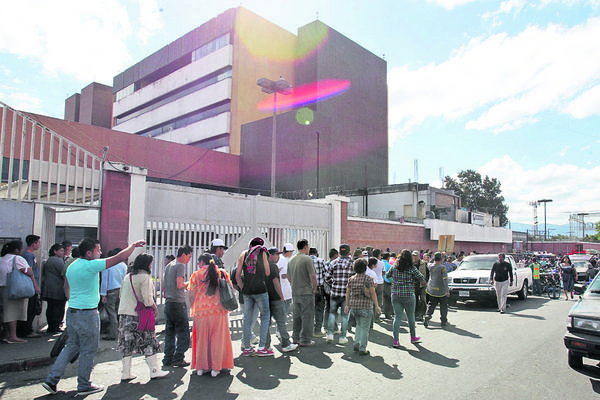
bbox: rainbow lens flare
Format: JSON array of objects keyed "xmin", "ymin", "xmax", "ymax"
[{"xmin": 257, "ymin": 79, "xmax": 351, "ymax": 112}]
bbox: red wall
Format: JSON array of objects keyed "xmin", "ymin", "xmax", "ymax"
[{"xmin": 99, "ymin": 171, "xmax": 131, "ymax": 253}]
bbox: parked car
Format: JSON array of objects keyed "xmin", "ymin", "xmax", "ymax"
[
  {"xmin": 573, "ymin": 260, "xmax": 593, "ymax": 282},
  {"xmin": 448, "ymin": 254, "xmax": 532, "ymax": 306},
  {"xmin": 564, "ymin": 273, "xmax": 600, "ymax": 368}
]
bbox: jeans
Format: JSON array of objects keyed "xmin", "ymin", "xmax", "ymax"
[
  {"xmin": 314, "ymin": 288, "xmax": 326, "ymax": 333},
  {"xmin": 392, "ymin": 294, "xmax": 417, "ymax": 339},
  {"xmin": 352, "ymin": 308, "xmax": 373, "ymax": 351},
  {"xmin": 46, "ymin": 308, "xmax": 100, "ymax": 391},
  {"xmin": 103, "ymin": 288, "xmax": 120, "ymax": 338},
  {"xmin": 328, "ymin": 296, "xmax": 348, "ymax": 337},
  {"xmin": 242, "ymin": 292, "xmax": 270, "ymax": 349},
  {"xmin": 382, "ymin": 282, "xmax": 394, "ymax": 318},
  {"xmin": 292, "ymin": 294, "xmax": 315, "ymax": 344},
  {"xmin": 266, "ymin": 300, "xmax": 291, "ymax": 348},
  {"xmin": 532, "ymin": 279, "xmax": 541, "ymax": 296},
  {"xmin": 163, "ymin": 302, "xmax": 190, "ymax": 364},
  {"xmin": 425, "ymin": 295, "xmax": 448, "ymax": 323},
  {"xmin": 241, "ymin": 301, "xmax": 259, "ymax": 345}
]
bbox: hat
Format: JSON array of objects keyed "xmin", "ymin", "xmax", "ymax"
[
  {"xmin": 362, "ymin": 250, "xmax": 369, "ymax": 256},
  {"xmin": 412, "ymin": 250, "xmax": 419, "ymax": 256},
  {"xmin": 211, "ymin": 238, "xmax": 228, "ymax": 249},
  {"xmin": 250, "ymin": 237, "xmax": 264, "ymax": 247},
  {"xmin": 283, "ymin": 243, "xmax": 294, "ymax": 252},
  {"xmin": 268, "ymin": 247, "xmax": 283, "ymax": 255},
  {"xmin": 339, "ymin": 244, "xmax": 350, "ymax": 252}
]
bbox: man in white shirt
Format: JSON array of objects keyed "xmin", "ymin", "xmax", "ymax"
[
  {"xmin": 372, "ymin": 249, "xmax": 385, "ymax": 322},
  {"xmin": 277, "ymin": 243, "xmax": 294, "ymax": 315}
]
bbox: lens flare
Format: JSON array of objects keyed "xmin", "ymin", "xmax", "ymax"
[{"xmin": 257, "ymin": 79, "xmax": 351, "ymax": 112}]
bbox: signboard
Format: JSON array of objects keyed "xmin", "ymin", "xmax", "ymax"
[{"xmin": 471, "ymin": 212, "xmax": 485, "ymax": 226}]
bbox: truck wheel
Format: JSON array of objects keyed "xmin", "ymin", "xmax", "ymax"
[
  {"xmin": 448, "ymin": 296, "xmax": 457, "ymax": 307},
  {"xmin": 568, "ymin": 350, "xmax": 583, "ymax": 369},
  {"xmin": 518, "ymin": 281, "xmax": 528, "ymax": 300}
]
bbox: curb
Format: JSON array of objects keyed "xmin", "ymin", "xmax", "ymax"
[{"xmin": 0, "ymin": 356, "xmax": 55, "ymax": 374}]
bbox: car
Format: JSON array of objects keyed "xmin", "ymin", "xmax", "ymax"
[
  {"xmin": 572, "ymin": 260, "xmax": 593, "ymax": 282},
  {"xmin": 564, "ymin": 273, "xmax": 600, "ymax": 369},
  {"xmin": 448, "ymin": 254, "xmax": 532, "ymax": 306}
]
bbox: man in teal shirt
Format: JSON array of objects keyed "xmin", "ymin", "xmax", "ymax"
[{"xmin": 43, "ymin": 238, "xmax": 145, "ymax": 395}]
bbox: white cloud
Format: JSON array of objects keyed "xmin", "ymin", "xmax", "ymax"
[
  {"xmin": 564, "ymin": 84, "xmax": 600, "ymax": 118},
  {"xmin": 427, "ymin": 0, "xmax": 480, "ymax": 10},
  {"xmin": 388, "ymin": 17, "xmax": 600, "ymax": 138},
  {"xmin": 476, "ymin": 156, "xmax": 600, "ymax": 224},
  {"xmin": 560, "ymin": 145, "xmax": 570, "ymax": 156},
  {"xmin": 483, "ymin": 0, "xmax": 527, "ymax": 20},
  {"xmin": 136, "ymin": 0, "xmax": 163, "ymax": 45},
  {"xmin": 0, "ymin": 0, "xmax": 162, "ymax": 83}
]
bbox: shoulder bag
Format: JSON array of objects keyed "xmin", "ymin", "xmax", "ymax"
[
  {"xmin": 7, "ymin": 256, "xmax": 35, "ymax": 300},
  {"xmin": 130, "ymin": 275, "xmax": 155, "ymax": 331},
  {"xmin": 219, "ymin": 270, "xmax": 238, "ymax": 311}
]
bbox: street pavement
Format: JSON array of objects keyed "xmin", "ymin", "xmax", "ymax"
[{"xmin": 0, "ymin": 295, "xmax": 598, "ymax": 400}]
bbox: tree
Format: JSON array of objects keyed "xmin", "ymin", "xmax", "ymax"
[{"xmin": 443, "ymin": 169, "xmax": 509, "ymax": 227}]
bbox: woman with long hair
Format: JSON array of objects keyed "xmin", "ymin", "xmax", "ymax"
[
  {"xmin": 41, "ymin": 243, "xmax": 66, "ymax": 334},
  {"xmin": 0, "ymin": 240, "xmax": 37, "ymax": 343},
  {"xmin": 386, "ymin": 249, "xmax": 425, "ymax": 347},
  {"xmin": 188, "ymin": 253, "xmax": 234, "ymax": 377},
  {"xmin": 117, "ymin": 253, "xmax": 168, "ymax": 381},
  {"xmin": 560, "ymin": 255, "xmax": 575, "ymax": 300}
]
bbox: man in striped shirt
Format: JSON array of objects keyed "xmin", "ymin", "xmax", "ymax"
[{"xmin": 325, "ymin": 244, "xmax": 354, "ymax": 344}]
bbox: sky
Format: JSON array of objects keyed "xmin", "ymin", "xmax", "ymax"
[{"xmin": 1, "ymin": 0, "xmax": 599, "ymax": 228}]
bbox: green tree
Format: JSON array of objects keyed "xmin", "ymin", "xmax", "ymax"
[{"xmin": 444, "ymin": 169, "xmax": 509, "ymax": 227}]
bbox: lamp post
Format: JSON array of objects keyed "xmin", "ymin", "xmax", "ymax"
[
  {"xmin": 315, "ymin": 131, "xmax": 320, "ymax": 197},
  {"xmin": 578, "ymin": 213, "xmax": 589, "ymax": 238},
  {"xmin": 537, "ymin": 199, "xmax": 553, "ymax": 241},
  {"xmin": 257, "ymin": 77, "xmax": 292, "ymax": 197}
]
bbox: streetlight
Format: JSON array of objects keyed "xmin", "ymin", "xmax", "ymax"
[
  {"xmin": 257, "ymin": 77, "xmax": 292, "ymax": 197},
  {"xmin": 537, "ymin": 199, "xmax": 553, "ymax": 241}
]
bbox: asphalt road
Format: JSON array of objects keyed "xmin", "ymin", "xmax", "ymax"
[{"xmin": 0, "ymin": 294, "xmax": 597, "ymax": 400}]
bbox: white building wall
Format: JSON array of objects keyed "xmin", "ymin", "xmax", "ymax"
[
  {"xmin": 152, "ymin": 112, "xmax": 230, "ymax": 144},
  {"xmin": 424, "ymin": 219, "xmax": 511, "ymax": 243}
]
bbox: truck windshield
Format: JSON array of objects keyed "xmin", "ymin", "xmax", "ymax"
[{"xmin": 457, "ymin": 258, "xmax": 495, "ymax": 270}]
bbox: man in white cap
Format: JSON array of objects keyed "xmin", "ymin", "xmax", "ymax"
[
  {"xmin": 277, "ymin": 243, "xmax": 294, "ymax": 315},
  {"xmin": 210, "ymin": 238, "xmax": 228, "ymax": 268}
]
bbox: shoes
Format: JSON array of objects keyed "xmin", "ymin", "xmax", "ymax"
[
  {"xmin": 77, "ymin": 384, "xmax": 104, "ymax": 394},
  {"xmin": 347, "ymin": 327, "xmax": 353, "ymax": 333},
  {"xmin": 281, "ymin": 343, "xmax": 298, "ymax": 352},
  {"xmin": 242, "ymin": 348, "xmax": 256, "ymax": 356},
  {"xmin": 172, "ymin": 360, "xmax": 190, "ymax": 367},
  {"xmin": 196, "ymin": 369, "xmax": 205, "ymax": 376},
  {"xmin": 415, "ymin": 316, "xmax": 424, "ymax": 322},
  {"xmin": 393, "ymin": 339, "xmax": 400, "ymax": 348},
  {"xmin": 500, "ymin": 310, "xmax": 505, "ymax": 314},
  {"xmin": 423, "ymin": 316, "xmax": 430, "ymax": 328},
  {"xmin": 25, "ymin": 332, "xmax": 42, "ymax": 338},
  {"xmin": 353, "ymin": 344, "xmax": 360, "ymax": 352},
  {"xmin": 250, "ymin": 337, "xmax": 259, "ymax": 345},
  {"xmin": 326, "ymin": 334, "xmax": 334, "ymax": 343},
  {"xmin": 313, "ymin": 331, "xmax": 325, "ymax": 337},
  {"xmin": 42, "ymin": 382, "xmax": 57, "ymax": 395},
  {"xmin": 410, "ymin": 336, "xmax": 421, "ymax": 344},
  {"xmin": 256, "ymin": 347, "xmax": 274, "ymax": 356},
  {"xmin": 299, "ymin": 340, "xmax": 315, "ymax": 347},
  {"xmin": 358, "ymin": 350, "xmax": 370, "ymax": 356},
  {"xmin": 338, "ymin": 337, "xmax": 348, "ymax": 345},
  {"xmin": 333, "ymin": 329, "xmax": 341, "ymax": 334},
  {"xmin": 211, "ymin": 370, "xmax": 220, "ymax": 377}
]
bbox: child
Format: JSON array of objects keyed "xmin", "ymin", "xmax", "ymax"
[{"xmin": 344, "ymin": 258, "xmax": 380, "ymax": 355}]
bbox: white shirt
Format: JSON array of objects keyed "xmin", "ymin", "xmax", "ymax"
[
  {"xmin": 366, "ymin": 268, "xmax": 378, "ymax": 285},
  {"xmin": 0, "ymin": 254, "xmax": 30, "ymax": 286},
  {"xmin": 373, "ymin": 260, "xmax": 385, "ymax": 284},
  {"xmin": 277, "ymin": 255, "xmax": 292, "ymax": 300}
]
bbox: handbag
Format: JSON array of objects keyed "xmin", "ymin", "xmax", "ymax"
[
  {"xmin": 7, "ymin": 256, "xmax": 35, "ymax": 300},
  {"xmin": 33, "ymin": 295, "xmax": 43, "ymax": 316},
  {"xmin": 219, "ymin": 271, "xmax": 238, "ymax": 311},
  {"xmin": 130, "ymin": 275, "xmax": 155, "ymax": 331}
]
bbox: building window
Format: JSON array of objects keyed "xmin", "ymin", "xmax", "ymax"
[
  {"xmin": 191, "ymin": 33, "xmax": 231, "ymax": 62},
  {"xmin": 115, "ymin": 83, "xmax": 134, "ymax": 102}
]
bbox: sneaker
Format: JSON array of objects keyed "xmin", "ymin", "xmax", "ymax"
[
  {"xmin": 358, "ymin": 350, "xmax": 370, "ymax": 356},
  {"xmin": 313, "ymin": 331, "xmax": 325, "ymax": 338},
  {"xmin": 172, "ymin": 360, "xmax": 190, "ymax": 367},
  {"xmin": 299, "ymin": 340, "xmax": 315, "ymax": 347},
  {"xmin": 410, "ymin": 336, "xmax": 421, "ymax": 344},
  {"xmin": 242, "ymin": 348, "xmax": 256, "ymax": 356},
  {"xmin": 42, "ymin": 382, "xmax": 57, "ymax": 395},
  {"xmin": 196, "ymin": 369, "xmax": 205, "ymax": 376},
  {"xmin": 393, "ymin": 339, "xmax": 400, "ymax": 348},
  {"xmin": 77, "ymin": 383, "xmax": 104, "ymax": 394},
  {"xmin": 281, "ymin": 343, "xmax": 299, "ymax": 352},
  {"xmin": 338, "ymin": 337, "xmax": 348, "ymax": 345},
  {"xmin": 326, "ymin": 334, "xmax": 334, "ymax": 343},
  {"xmin": 333, "ymin": 329, "xmax": 341, "ymax": 334},
  {"xmin": 211, "ymin": 370, "xmax": 220, "ymax": 377},
  {"xmin": 256, "ymin": 348, "xmax": 274, "ymax": 356}
]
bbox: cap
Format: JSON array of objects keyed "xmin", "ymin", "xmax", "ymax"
[
  {"xmin": 362, "ymin": 250, "xmax": 369, "ymax": 256},
  {"xmin": 339, "ymin": 244, "xmax": 350, "ymax": 252},
  {"xmin": 268, "ymin": 247, "xmax": 283, "ymax": 255},
  {"xmin": 211, "ymin": 238, "xmax": 228, "ymax": 249},
  {"xmin": 412, "ymin": 250, "xmax": 419, "ymax": 256},
  {"xmin": 250, "ymin": 237, "xmax": 264, "ymax": 247},
  {"xmin": 283, "ymin": 243, "xmax": 294, "ymax": 252}
]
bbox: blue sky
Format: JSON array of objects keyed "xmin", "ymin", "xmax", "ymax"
[{"xmin": 1, "ymin": 0, "xmax": 600, "ymax": 227}]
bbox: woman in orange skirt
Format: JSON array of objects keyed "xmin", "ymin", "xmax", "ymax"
[{"xmin": 187, "ymin": 253, "xmax": 234, "ymax": 377}]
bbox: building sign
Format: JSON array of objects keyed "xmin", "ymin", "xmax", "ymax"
[{"xmin": 471, "ymin": 212, "xmax": 485, "ymax": 226}]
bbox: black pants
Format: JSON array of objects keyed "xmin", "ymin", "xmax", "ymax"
[
  {"xmin": 46, "ymin": 298, "xmax": 66, "ymax": 332},
  {"xmin": 425, "ymin": 295, "xmax": 448, "ymax": 323}
]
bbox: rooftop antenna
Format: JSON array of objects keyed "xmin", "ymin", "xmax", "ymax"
[{"xmin": 316, "ymin": 11, "xmax": 319, "ymax": 20}]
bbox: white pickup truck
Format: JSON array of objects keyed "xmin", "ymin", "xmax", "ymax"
[{"xmin": 448, "ymin": 254, "xmax": 532, "ymax": 305}]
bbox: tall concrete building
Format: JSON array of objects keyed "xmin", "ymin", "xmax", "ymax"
[
  {"xmin": 65, "ymin": 82, "xmax": 113, "ymax": 129},
  {"xmin": 112, "ymin": 8, "xmax": 296, "ymax": 153}
]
